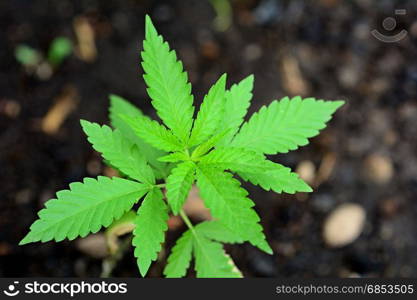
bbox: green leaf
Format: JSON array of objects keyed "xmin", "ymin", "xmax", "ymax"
[
  {"xmin": 109, "ymin": 94, "xmax": 168, "ymax": 178},
  {"xmin": 230, "ymin": 97, "xmax": 345, "ymax": 154},
  {"xmin": 164, "ymin": 223, "xmax": 243, "ymax": 278},
  {"xmin": 109, "ymin": 94, "xmax": 145, "ymax": 119},
  {"xmin": 158, "ymin": 152, "xmax": 189, "ymax": 163},
  {"xmin": 193, "ymin": 235, "xmax": 242, "ymax": 278},
  {"xmin": 166, "ymin": 161, "xmax": 195, "ymax": 215},
  {"xmin": 196, "ymin": 167, "xmax": 272, "ymax": 254},
  {"xmin": 142, "ymin": 15, "xmax": 194, "ymax": 143},
  {"xmin": 239, "ymin": 161, "xmax": 312, "ymax": 194},
  {"xmin": 198, "ymin": 147, "xmax": 274, "ymax": 174},
  {"xmin": 47, "ymin": 37, "xmax": 73, "ymax": 67},
  {"xmin": 81, "ymin": 120, "xmax": 155, "ymax": 185},
  {"xmin": 163, "ymin": 230, "xmax": 193, "ymax": 278},
  {"xmin": 133, "ymin": 188, "xmax": 169, "ymax": 277},
  {"xmin": 106, "ymin": 210, "xmax": 136, "ymax": 235},
  {"xmin": 19, "ymin": 177, "xmax": 149, "ymax": 245},
  {"xmin": 15, "ymin": 44, "xmax": 41, "ymax": 66},
  {"xmin": 216, "ymin": 75, "xmax": 254, "ymax": 146},
  {"xmin": 105, "ymin": 210, "xmax": 136, "ymax": 254},
  {"xmin": 189, "ymin": 74, "xmax": 227, "ymax": 146},
  {"xmin": 191, "ymin": 128, "xmax": 230, "ymax": 159},
  {"xmin": 195, "ymin": 221, "xmax": 243, "ymax": 244},
  {"xmin": 121, "ymin": 114, "xmax": 183, "ymax": 152}
]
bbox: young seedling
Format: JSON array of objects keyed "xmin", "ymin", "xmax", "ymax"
[
  {"xmin": 15, "ymin": 37, "xmax": 73, "ymax": 79},
  {"xmin": 20, "ymin": 16, "xmax": 344, "ymax": 278}
]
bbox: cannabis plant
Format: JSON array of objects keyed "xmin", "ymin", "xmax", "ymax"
[{"xmin": 20, "ymin": 16, "xmax": 344, "ymax": 278}]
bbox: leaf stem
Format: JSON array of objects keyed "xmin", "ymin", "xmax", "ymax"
[
  {"xmin": 179, "ymin": 209, "xmax": 195, "ymax": 233},
  {"xmin": 179, "ymin": 208, "xmax": 204, "ymax": 251}
]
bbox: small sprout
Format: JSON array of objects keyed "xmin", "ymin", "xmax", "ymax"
[
  {"xmin": 209, "ymin": 0, "xmax": 232, "ymax": 32},
  {"xmin": 15, "ymin": 37, "xmax": 73, "ymax": 78}
]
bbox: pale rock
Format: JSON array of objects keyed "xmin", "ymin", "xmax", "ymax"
[
  {"xmin": 323, "ymin": 203, "xmax": 366, "ymax": 248},
  {"xmin": 296, "ymin": 160, "xmax": 316, "ymax": 185},
  {"xmin": 363, "ymin": 154, "xmax": 393, "ymax": 184}
]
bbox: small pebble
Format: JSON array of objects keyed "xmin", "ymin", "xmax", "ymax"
[
  {"xmin": 363, "ymin": 154, "xmax": 393, "ymax": 184},
  {"xmin": 379, "ymin": 197, "xmax": 402, "ymax": 218},
  {"xmin": 87, "ymin": 159, "xmax": 102, "ymax": 176},
  {"xmin": 200, "ymin": 40, "xmax": 220, "ymax": 60},
  {"xmin": 296, "ymin": 160, "xmax": 316, "ymax": 185},
  {"xmin": 15, "ymin": 189, "xmax": 32, "ymax": 205},
  {"xmin": 243, "ymin": 44, "xmax": 262, "ymax": 61},
  {"xmin": 0, "ymin": 242, "xmax": 11, "ymax": 256},
  {"xmin": 323, "ymin": 203, "xmax": 366, "ymax": 248},
  {"xmin": 1, "ymin": 99, "xmax": 21, "ymax": 118},
  {"xmin": 35, "ymin": 62, "xmax": 53, "ymax": 80}
]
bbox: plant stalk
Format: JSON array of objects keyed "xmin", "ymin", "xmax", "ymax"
[{"xmin": 179, "ymin": 209, "xmax": 195, "ymax": 234}]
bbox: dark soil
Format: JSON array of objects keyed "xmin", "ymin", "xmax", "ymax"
[{"xmin": 1, "ymin": 0, "xmax": 417, "ymax": 277}]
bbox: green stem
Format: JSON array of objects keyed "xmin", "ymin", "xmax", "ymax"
[
  {"xmin": 179, "ymin": 209, "xmax": 195, "ymax": 234},
  {"xmin": 179, "ymin": 209, "xmax": 205, "ymax": 255}
]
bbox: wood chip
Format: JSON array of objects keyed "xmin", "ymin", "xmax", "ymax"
[
  {"xmin": 315, "ymin": 152, "xmax": 337, "ymax": 186},
  {"xmin": 73, "ymin": 16, "xmax": 97, "ymax": 62},
  {"xmin": 41, "ymin": 85, "xmax": 78, "ymax": 135},
  {"xmin": 281, "ymin": 53, "xmax": 310, "ymax": 96}
]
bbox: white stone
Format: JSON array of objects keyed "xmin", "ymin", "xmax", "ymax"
[{"xmin": 323, "ymin": 203, "xmax": 366, "ymax": 248}]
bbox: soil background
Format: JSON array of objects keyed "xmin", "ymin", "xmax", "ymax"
[{"xmin": 1, "ymin": 0, "xmax": 417, "ymax": 277}]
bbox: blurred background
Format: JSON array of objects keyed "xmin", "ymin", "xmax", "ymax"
[{"xmin": 1, "ymin": 0, "xmax": 417, "ymax": 277}]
